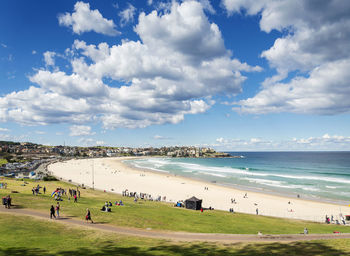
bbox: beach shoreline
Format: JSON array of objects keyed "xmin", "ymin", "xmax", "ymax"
[
  {"xmin": 122, "ymin": 157, "xmax": 350, "ymax": 206},
  {"xmin": 48, "ymin": 156, "xmax": 350, "ymax": 223}
]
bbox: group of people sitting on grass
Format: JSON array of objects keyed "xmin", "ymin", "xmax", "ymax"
[
  {"xmin": 101, "ymin": 201, "xmax": 112, "ymax": 212},
  {"xmin": 174, "ymin": 201, "xmax": 184, "ymax": 207},
  {"xmin": 100, "ymin": 200, "xmax": 124, "ymax": 212}
]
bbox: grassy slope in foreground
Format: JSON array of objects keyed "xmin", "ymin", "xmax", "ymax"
[
  {"xmin": 1, "ymin": 178, "xmax": 350, "ymax": 234},
  {"xmin": 1, "ymin": 213, "xmax": 350, "ymax": 256}
]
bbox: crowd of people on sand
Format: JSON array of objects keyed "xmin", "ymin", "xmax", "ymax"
[{"xmin": 325, "ymin": 214, "xmax": 347, "ymax": 225}]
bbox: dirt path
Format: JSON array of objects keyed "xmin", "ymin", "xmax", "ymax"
[{"xmin": 1, "ymin": 206, "xmax": 349, "ymax": 243}]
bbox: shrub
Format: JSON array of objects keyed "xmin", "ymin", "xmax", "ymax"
[{"xmin": 43, "ymin": 175, "xmax": 58, "ymax": 181}]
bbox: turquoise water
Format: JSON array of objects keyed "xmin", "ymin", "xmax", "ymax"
[{"xmin": 125, "ymin": 152, "xmax": 350, "ymax": 203}]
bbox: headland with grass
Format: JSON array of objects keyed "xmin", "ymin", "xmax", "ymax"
[{"xmin": 1, "ymin": 177, "xmax": 350, "ymax": 255}]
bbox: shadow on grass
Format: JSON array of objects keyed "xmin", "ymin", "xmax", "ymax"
[
  {"xmin": 1, "ymin": 241, "xmax": 349, "ymax": 256},
  {"xmin": 92, "ymin": 221, "xmax": 109, "ymax": 224},
  {"xmin": 9, "ymin": 204, "xmax": 25, "ymax": 209}
]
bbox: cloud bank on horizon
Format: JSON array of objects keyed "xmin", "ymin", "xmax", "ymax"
[{"xmin": 0, "ymin": 0, "xmax": 349, "ymax": 149}]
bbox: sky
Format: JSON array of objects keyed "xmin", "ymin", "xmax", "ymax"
[{"xmin": 0, "ymin": 0, "xmax": 350, "ymax": 151}]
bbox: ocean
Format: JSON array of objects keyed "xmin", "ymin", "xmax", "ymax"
[{"xmin": 124, "ymin": 152, "xmax": 350, "ymax": 204}]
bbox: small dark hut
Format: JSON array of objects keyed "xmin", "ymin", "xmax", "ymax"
[{"xmin": 185, "ymin": 196, "xmax": 202, "ymax": 210}]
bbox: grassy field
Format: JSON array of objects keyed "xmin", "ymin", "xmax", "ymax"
[
  {"xmin": 1, "ymin": 213, "xmax": 350, "ymax": 256},
  {"xmin": 1, "ymin": 177, "xmax": 350, "ymax": 235},
  {"xmin": 0, "ymin": 159, "xmax": 7, "ymax": 166}
]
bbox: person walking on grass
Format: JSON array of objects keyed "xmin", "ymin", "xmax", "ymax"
[
  {"xmin": 50, "ymin": 205, "xmax": 56, "ymax": 219},
  {"xmin": 85, "ymin": 208, "xmax": 93, "ymax": 223},
  {"xmin": 43, "ymin": 186, "xmax": 46, "ymax": 194},
  {"xmin": 56, "ymin": 202, "xmax": 60, "ymax": 218},
  {"xmin": 74, "ymin": 194, "xmax": 77, "ymax": 203},
  {"xmin": 6, "ymin": 195, "xmax": 11, "ymax": 209}
]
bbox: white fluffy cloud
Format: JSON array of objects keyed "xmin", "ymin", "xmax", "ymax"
[
  {"xmin": 119, "ymin": 3, "xmax": 137, "ymax": 26},
  {"xmin": 199, "ymin": 0, "xmax": 215, "ymax": 14},
  {"xmin": 0, "ymin": 1, "xmax": 259, "ymax": 129},
  {"xmin": 236, "ymin": 59, "xmax": 350, "ymax": 114},
  {"xmin": 0, "ymin": 127, "xmax": 9, "ymax": 132},
  {"xmin": 223, "ymin": 0, "xmax": 350, "ymax": 115},
  {"xmin": 69, "ymin": 125, "xmax": 95, "ymax": 136},
  {"xmin": 58, "ymin": 1, "xmax": 120, "ymax": 36},
  {"xmin": 43, "ymin": 51, "xmax": 56, "ymax": 67}
]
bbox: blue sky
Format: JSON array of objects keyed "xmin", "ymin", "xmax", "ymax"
[{"xmin": 1, "ymin": 0, "xmax": 350, "ymax": 151}]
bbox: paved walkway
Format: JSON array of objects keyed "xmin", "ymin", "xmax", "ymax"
[{"xmin": 1, "ymin": 206, "xmax": 350, "ymax": 243}]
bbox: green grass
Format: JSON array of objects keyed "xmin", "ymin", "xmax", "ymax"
[
  {"xmin": 0, "ymin": 159, "xmax": 7, "ymax": 165},
  {"xmin": 1, "ymin": 178, "xmax": 350, "ymax": 235},
  {"xmin": 1, "ymin": 213, "xmax": 350, "ymax": 256}
]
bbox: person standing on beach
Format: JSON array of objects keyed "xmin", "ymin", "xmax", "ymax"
[
  {"xmin": 50, "ymin": 205, "xmax": 56, "ymax": 219},
  {"xmin": 85, "ymin": 208, "xmax": 93, "ymax": 223}
]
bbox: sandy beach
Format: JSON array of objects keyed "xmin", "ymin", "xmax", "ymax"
[{"xmin": 48, "ymin": 157, "xmax": 350, "ymax": 223}]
